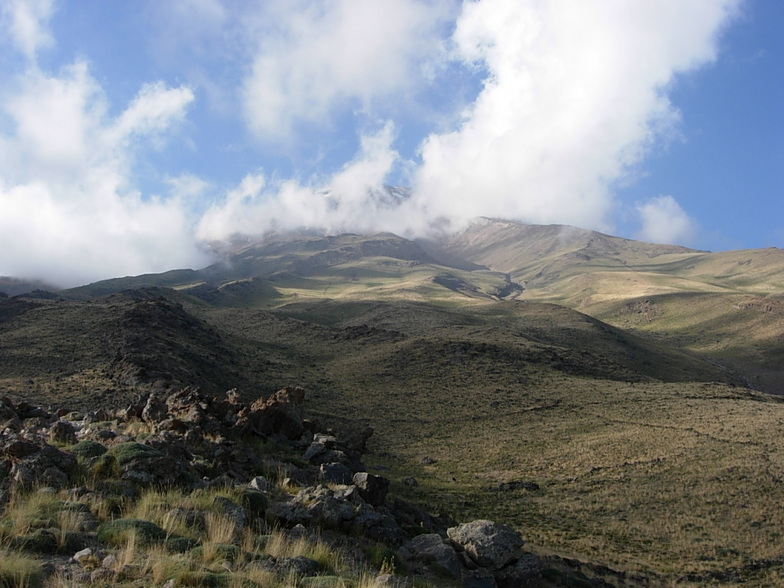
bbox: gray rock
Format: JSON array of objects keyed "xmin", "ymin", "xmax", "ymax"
[
  {"xmin": 495, "ymin": 553, "xmax": 542, "ymax": 587},
  {"xmin": 267, "ymin": 501, "xmax": 313, "ymax": 527},
  {"xmin": 248, "ymin": 475, "xmax": 272, "ymax": 492},
  {"xmin": 447, "ymin": 520, "xmax": 524, "ymax": 570},
  {"xmin": 308, "ymin": 495, "xmax": 354, "ymax": 527},
  {"xmin": 404, "ymin": 533, "xmax": 463, "ymax": 579},
  {"xmin": 353, "ymin": 472, "xmax": 389, "ymax": 507},
  {"xmin": 303, "ymin": 442, "xmax": 327, "ymax": 461},
  {"xmin": 49, "ymin": 420, "xmax": 78, "ymax": 444},
  {"xmin": 213, "ymin": 496, "xmax": 246, "ymax": 532},
  {"xmin": 72, "ymin": 547, "xmax": 96, "ymax": 565},
  {"xmin": 462, "ymin": 567, "xmax": 498, "ymax": 588},
  {"xmin": 320, "ymin": 462, "xmax": 353, "ymax": 485}
]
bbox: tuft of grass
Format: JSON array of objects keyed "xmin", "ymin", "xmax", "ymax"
[
  {"xmin": 97, "ymin": 518, "xmax": 167, "ymax": 547},
  {"xmin": 0, "ymin": 550, "xmax": 44, "ymax": 588},
  {"xmin": 204, "ymin": 513, "xmax": 237, "ymax": 546}
]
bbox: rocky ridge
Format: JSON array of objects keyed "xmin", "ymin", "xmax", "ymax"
[{"xmin": 0, "ymin": 387, "xmax": 546, "ymax": 587}]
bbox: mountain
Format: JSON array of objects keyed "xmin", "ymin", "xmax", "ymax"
[
  {"xmin": 59, "ymin": 218, "xmax": 784, "ymax": 394},
  {"xmin": 0, "ymin": 276, "xmax": 58, "ymax": 297},
  {"xmin": 3, "ymin": 219, "xmax": 784, "ymax": 584}
]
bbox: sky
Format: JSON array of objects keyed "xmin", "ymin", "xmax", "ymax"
[{"xmin": 0, "ymin": 0, "xmax": 781, "ymax": 287}]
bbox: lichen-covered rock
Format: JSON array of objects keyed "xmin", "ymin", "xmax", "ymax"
[{"xmin": 447, "ymin": 520, "xmax": 524, "ymax": 570}]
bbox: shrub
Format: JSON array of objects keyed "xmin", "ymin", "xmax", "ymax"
[
  {"xmin": 107, "ymin": 442, "xmax": 162, "ymax": 465},
  {"xmin": 69, "ymin": 440, "xmax": 108, "ymax": 459}
]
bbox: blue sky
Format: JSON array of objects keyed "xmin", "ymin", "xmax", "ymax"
[{"xmin": 0, "ymin": 0, "xmax": 781, "ymax": 286}]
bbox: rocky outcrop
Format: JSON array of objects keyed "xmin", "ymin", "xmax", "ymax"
[{"xmin": 0, "ymin": 388, "xmax": 544, "ymax": 587}]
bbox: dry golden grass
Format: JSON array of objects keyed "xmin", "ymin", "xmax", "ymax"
[{"xmin": 359, "ymin": 377, "xmax": 784, "ymax": 584}]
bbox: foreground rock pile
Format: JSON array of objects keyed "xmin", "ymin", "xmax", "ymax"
[{"xmin": 0, "ymin": 387, "xmax": 543, "ymax": 587}]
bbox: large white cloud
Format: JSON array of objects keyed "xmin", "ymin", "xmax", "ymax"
[
  {"xmin": 0, "ymin": 60, "xmax": 207, "ymax": 287},
  {"xmin": 412, "ymin": 0, "xmax": 742, "ymax": 236},
  {"xmin": 241, "ymin": 0, "xmax": 452, "ymax": 141}
]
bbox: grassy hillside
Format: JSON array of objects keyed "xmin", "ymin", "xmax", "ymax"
[
  {"xmin": 3, "ymin": 223, "xmax": 784, "ymax": 584},
  {"xmin": 433, "ymin": 219, "xmax": 784, "ymax": 396}
]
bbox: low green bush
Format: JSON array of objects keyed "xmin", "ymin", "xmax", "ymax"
[
  {"xmin": 69, "ymin": 440, "xmax": 108, "ymax": 459},
  {"xmin": 107, "ymin": 442, "xmax": 162, "ymax": 465}
]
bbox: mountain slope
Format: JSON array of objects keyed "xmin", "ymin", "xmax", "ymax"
[{"xmin": 427, "ymin": 218, "xmax": 784, "ymax": 393}]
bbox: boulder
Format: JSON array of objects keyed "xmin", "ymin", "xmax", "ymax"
[
  {"xmin": 319, "ymin": 463, "xmax": 353, "ymax": 485},
  {"xmin": 447, "ymin": 520, "xmax": 524, "ymax": 570},
  {"xmin": 244, "ymin": 386, "xmax": 306, "ymax": 439},
  {"xmin": 404, "ymin": 533, "xmax": 463, "ymax": 580},
  {"xmin": 353, "ymin": 472, "xmax": 389, "ymax": 507},
  {"xmin": 141, "ymin": 393, "xmax": 168, "ymax": 423},
  {"xmin": 462, "ymin": 568, "xmax": 498, "ymax": 588},
  {"xmin": 267, "ymin": 502, "xmax": 313, "ymax": 527},
  {"xmin": 494, "ymin": 553, "xmax": 542, "ymax": 587},
  {"xmin": 213, "ymin": 496, "xmax": 246, "ymax": 532},
  {"xmin": 49, "ymin": 420, "xmax": 78, "ymax": 445}
]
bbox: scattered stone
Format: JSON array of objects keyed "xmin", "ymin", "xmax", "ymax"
[{"xmin": 248, "ymin": 475, "xmax": 272, "ymax": 492}]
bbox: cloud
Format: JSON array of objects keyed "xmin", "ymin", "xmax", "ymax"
[
  {"xmin": 636, "ymin": 195, "xmax": 696, "ymax": 245},
  {"xmin": 412, "ymin": 0, "xmax": 742, "ymax": 234},
  {"xmin": 241, "ymin": 0, "xmax": 452, "ymax": 141},
  {"xmin": 0, "ymin": 1, "xmax": 748, "ymax": 286},
  {"xmin": 0, "ymin": 0, "xmax": 55, "ymax": 60},
  {"xmin": 196, "ymin": 122, "xmax": 404, "ymax": 240},
  {"xmin": 0, "ymin": 61, "xmax": 207, "ymax": 287}
]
